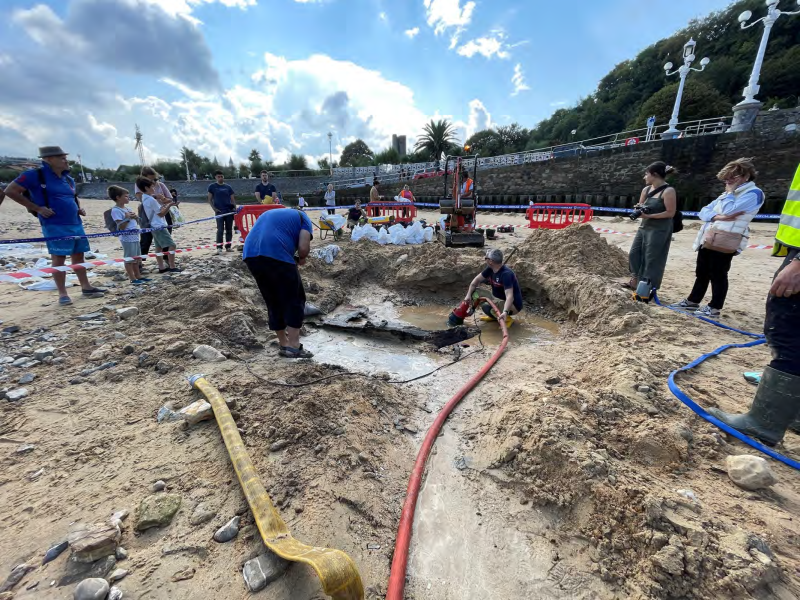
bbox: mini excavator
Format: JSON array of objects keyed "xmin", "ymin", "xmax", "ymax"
[{"xmin": 437, "ymin": 154, "xmax": 485, "ymax": 248}]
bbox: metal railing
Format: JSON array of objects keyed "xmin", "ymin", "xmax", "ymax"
[{"xmin": 330, "ymin": 115, "xmax": 734, "ymax": 180}]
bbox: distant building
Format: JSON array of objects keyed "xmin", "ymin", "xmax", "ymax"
[{"xmin": 392, "ymin": 134, "xmax": 407, "ymax": 157}]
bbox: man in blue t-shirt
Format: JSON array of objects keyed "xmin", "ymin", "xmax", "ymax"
[
  {"xmin": 243, "ymin": 208, "xmax": 314, "ymax": 359},
  {"xmin": 207, "ymin": 170, "xmax": 237, "ymax": 253},
  {"xmin": 464, "ymin": 248, "xmax": 523, "ymax": 327},
  {"xmin": 254, "ymin": 171, "xmax": 278, "ymax": 204},
  {"xmin": 3, "ymin": 145, "xmax": 106, "ymax": 305}
]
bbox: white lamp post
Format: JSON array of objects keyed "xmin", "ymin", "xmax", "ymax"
[
  {"xmin": 729, "ymin": 0, "xmax": 800, "ymax": 132},
  {"xmin": 661, "ymin": 38, "xmax": 710, "ymax": 139},
  {"xmin": 327, "ymin": 131, "xmax": 333, "ymax": 173}
]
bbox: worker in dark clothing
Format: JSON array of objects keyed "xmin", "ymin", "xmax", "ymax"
[
  {"xmin": 708, "ymin": 164, "xmax": 800, "ymax": 446},
  {"xmin": 463, "ymin": 248, "xmax": 523, "ymax": 328},
  {"xmin": 243, "ymin": 208, "xmax": 313, "ymax": 359}
]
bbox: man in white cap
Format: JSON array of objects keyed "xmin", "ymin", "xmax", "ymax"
[{"xmin": 3, "ymin": 146, "xmax": 105, "ymax": 305}]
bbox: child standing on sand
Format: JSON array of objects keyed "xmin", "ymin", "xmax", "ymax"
[{"xmin": 108, "ymin": 185, "xmax": 147, "ymax": 284}]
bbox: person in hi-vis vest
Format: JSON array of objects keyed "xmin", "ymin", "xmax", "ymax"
[{"xmin": 708, "ymin": 163, "xmax": 800, "ymax": 446}]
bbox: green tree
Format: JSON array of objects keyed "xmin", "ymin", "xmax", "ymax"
[
  {"xmin": 340, "ymin": 139, "xmax": 374, "ymax": 167},
  {"xmin": 495, "ymin": 123, "xmax": 529, "ymax": 153},
  {"xmin": 633, "ymin": 79, "xmax": 730, "ymax": 128},
  {"xmin": 288, "ymin": 154, "xmax": 309, "ymax": 174},
  {"xmin": 373, "ymin": 147, "xmax": 400, "ymax": 166},
  {"xmin": 180, "ymin": 147, "xmax": 201, "ymax": 175},
  {"xmin": 318, "ymin": 157, "xmax": 330, "ymax": 171},
  {"xmin": 414, "ymin": 119, "xmax": 459, "ymax": 160},
  {"xmin": 248, "ymin": 149, "xmax": 262, "ymax": 174},
  {"xmin": 465, "ymin": 129, "xmax": 503, "ymax": 157}
]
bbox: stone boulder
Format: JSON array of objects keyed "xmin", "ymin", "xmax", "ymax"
[{"xmin": 134, "ymin": 494, "xmax": 182, "ymax": 531}]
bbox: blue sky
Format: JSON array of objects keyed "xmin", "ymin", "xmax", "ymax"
[{"xmin": 0, "ymin": 0, "xmax": 735, "ymax": 168}]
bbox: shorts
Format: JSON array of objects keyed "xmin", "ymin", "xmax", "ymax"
[
  {"xmin": 152, "ymin": 229, "xmax": 175, "ymax": 249},
  {"xmin": 41, "ymin": 222, "xmax": 91, "ymax": 257},
  {"xmin": 245, "ymin": 256, "xmax": 306, "ymax": 331},
  {"xmin": 121, "ymin": 241, "xmax": 141, "ymax": 259}
]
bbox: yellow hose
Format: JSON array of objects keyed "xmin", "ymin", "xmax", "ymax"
[{"xmin": 190, "ymin": 375, "xmax": 364, "ymax": 600}]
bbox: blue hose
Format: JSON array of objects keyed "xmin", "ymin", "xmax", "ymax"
[
  {"xmin": 668, "ymin": 339, "xmax": 800, "ymax": 470},
  {"xmin": 651, "ymin": 291, "xmax": 798, "ymax": 470},
  {"xmin": 652, "ymin": 292, "xmax": 765, "ymax": 339}
]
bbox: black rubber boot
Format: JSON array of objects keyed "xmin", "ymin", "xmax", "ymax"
[
  {"xmin": 790, "ymin": 418, "xmax": 800, "ymax": 435},
  {"xmin": 707, "ymin": 367, "xmax": 800, "ymax": 447},
  {"xmin": 480, "ymin": 302, "xmax": 497, "ymax": 320}
]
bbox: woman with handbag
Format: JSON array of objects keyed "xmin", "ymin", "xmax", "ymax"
[
  {"xmin": 671, "ymin": 158, "xmax": 764, "ymax": 317},
  {"xmin": 628, "ymin": 162, "xmax": 677, "ymax": 300}
]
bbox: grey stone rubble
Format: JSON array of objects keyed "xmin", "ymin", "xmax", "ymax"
[
  {"xmin": 79, "ymin": 361, "xmax": 117, "ymax": 378},
  {"xmin": 33, "ymin": 346, "xmax": 55, "ymax": 361},
  {"xmin": 726, "ymin": 455, "xmax": 777, "ymax": 490},
  {"xmin": 6, "ymin": 388, "xmax": 29, "ymax": 401},
  {"xmin": 134, "ymin": 494, "xmax": 182, "ymax": 531},
  {"xmin": 18, "ymin": 372, "xmax": 35, "ymax": 384},
  {"xmin": 192, "ymin": 344, "xmax": 226, "ymax": 362},
  {"xmin": 213, "ymin": 516, "xmax": 240, "ymax": 543},
  {"xmin": 242, "ymin": 551, "xmax": 289, "ymax": 592},
  {"xmin": 151, "ymin": 480, "xmax": 167, "ymax": 492},
  {"xmin": 67, "ymin": 522, "xmax": 121, "ymax": 563},
  {"xmin": 116, "ymin": 307, "xmax": 139, "ymax": 320},
  {"xmin": 0, "ymin": 563, "xmax": 34, "ymax": 593},
  {"xmin": 108, "ymin": 586, "xmax": 124, "ymax": 600},
  {"xmin": 115, "ymin": 546, "xmax": 128, "ymax": 560},
  {"xmin": 15, "ymin": 443, "xmax": 35, "ymax": 454},
  {"xmin": 73, "ymin": 577, "xmax": 109, "ymax": 600},
  {"xmin": 189, "ymin": 503, "xmax": 217, "ymax": 526},
  {"xmin": 76, "ymin": 313, "xmax": 104, "ymax": 322},
  {"xmin": 179, "ymin": 400, "xmax": 213, "ymax": 425}
]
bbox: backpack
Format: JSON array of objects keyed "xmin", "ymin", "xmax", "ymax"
[
  {"xmin": 103, "ymin": 208, "xmax": 118, "ymax": 233},
  {"xmin": 137, "ymin": 203, "xmax": 151, "ymax": 229},
  {"xmin": 23, "ymin": 167, "xmax": 79, "ymax": 217}
]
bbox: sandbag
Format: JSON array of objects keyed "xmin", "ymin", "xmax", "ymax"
[{"xmin": 377, "ymin": 228, "xmax": 392, "ymax": 245}]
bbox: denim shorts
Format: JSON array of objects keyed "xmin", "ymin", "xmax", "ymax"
[
  {"xmin": 41, "ymin": 222, "xmax": 91, "ymax": 257},
  {"xmin": 121, "ymin": 241, "xmax": 141, "ymax": 259}
]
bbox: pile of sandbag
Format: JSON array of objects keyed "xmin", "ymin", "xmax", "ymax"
[{"xmin": 351, "ymin": 222, "xmax": 434, "ymax": 245}]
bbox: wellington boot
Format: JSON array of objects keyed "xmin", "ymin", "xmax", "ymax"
[
  {"xmin": 790, "ymin": 417, "xmax": 800, "ymax": 435},
  {"xmin": 504, "ymin": 316, "xmax": 513, "ymax": 329},
  {"xmin": 707, "ymin": 366, "xmax": 800, "ymax": 447}
]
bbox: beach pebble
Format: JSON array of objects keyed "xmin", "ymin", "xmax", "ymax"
[
  {"xmin": 151, "ymin": 480, "xmax": 166, "ymax": 492},
  {"xmin": 213, "ymin": 516, "xmax": 240, "ymax": 543},
  {"xmin": 32, "ymin": 346, "xmax": 55, "ymax": 361},
  {"xmin": 72, "ymin": 578, "xmax": 108, "ymax": 600},
  {"xmin": 18, "ymin": 373, "xmax": 35, "ymax": 384},
  {"xmin": 108, "ymin": 586, "xmax": 124, "ymax": 600},
  {"xmin": 108, "ymin": 568, "xmax": 128, "ymax": 582},
  {"xmin": 242, "ymin": 552, "xmax": 289, "ymax": 592}
]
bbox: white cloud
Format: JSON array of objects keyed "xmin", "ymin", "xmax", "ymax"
[
  {"xmin": 11, "ymin": 5, "xmax": 88, "ymax": 52},
  {"xmin": 424, "ymin": 0, "xmax": 475, "ymax": 48},
  {"xmin": 458, "ymin": 32, "xmax": 511, "ymax": 60},
  {"xmin": 405, "ymin": 27, "xmax": 420, "ymax": 38},
  {"xmin": 379, "ymin": 11, "xmax": 387, "ymax": 21},
  {"xmin": 139, "ymin": 0, "xmax": 256, "ymax": 22},
  {"xmin": 465, "ymin": 98, "xmax": 492, "ymax": 138},
  {"xmin": 511, "ymin": 63, "xmax": 530, "ymax": 96},
  {"xmin": 550, "ymin": 100, "xmax": 568, "ymax": 107},
  {"xmin": 159, "ymin": 78, "xmax": 210, "ymax": 101}
]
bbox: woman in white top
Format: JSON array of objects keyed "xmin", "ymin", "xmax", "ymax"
[
  {"xmin": 297, "ymin": 194, "xmax": 306, "ymax": 210},
  {"xmin": 324, "ymin": 184, "xmax": 336, "ymax": 215},
  {"xmin": 670, "ymin": 158, "xmax": 764, "ymax": 317}
]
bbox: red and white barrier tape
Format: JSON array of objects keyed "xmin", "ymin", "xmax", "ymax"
[
  {"xmin": 592, "ymin": 226, "xmax": 774, "ymax": 250},
  {"xmin": 0, "ymin": 243, "xmax": 232, "ymax": 282}
]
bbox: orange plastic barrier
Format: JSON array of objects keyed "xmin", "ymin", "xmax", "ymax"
[
  {"xmin": 235, "ymin": 204, "xmax": 287, "ymax": 242},
  {"xmin": 525, "ymin": 203, "xmax": 593, "ymax": 230},
  {"xmin": 366, "ymin": 201, "xmax": 417, "ymax": 224}
]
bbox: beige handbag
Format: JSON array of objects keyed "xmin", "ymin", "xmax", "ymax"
[{"xmin": 702, "ymin": 229, "xmax": 742, "ymax": 253}]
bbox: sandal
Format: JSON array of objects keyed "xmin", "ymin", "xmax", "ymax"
[
  {"xmin": 59, "ymin": 296, "xmax": 73, "ymax": 306},
  {"xmin": 81, "ymin": 287, "xmax": 106, "ymax": 298},
  {"xmin": 279, "ymin": 346, "xmax": 313, "ymax": 359}
]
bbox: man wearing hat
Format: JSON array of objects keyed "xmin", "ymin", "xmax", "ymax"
[{"xmin": 3, "ymin": 146, "xmax": 105, "ymax": 305}]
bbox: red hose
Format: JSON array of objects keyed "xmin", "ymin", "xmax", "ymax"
[{"xmin": 386, "ymin": 298, "xmax": 509, "ymax": 599}]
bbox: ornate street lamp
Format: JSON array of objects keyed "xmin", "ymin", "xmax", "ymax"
[
  {"xmin": 662, "ymin": 38, "xmax": 710, "ymax": 139},
  {"xmin": 729, "ymin": 0, "xmax": 800, "ymax": 131}
]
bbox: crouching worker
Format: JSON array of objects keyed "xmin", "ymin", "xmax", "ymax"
[
  {"xmin": 463, "ymin": 248, "xmax": 523, "ymax": 328},
  {"xmin": 243, "ymin": 208, "xmax": 314, "ymax": 359}
]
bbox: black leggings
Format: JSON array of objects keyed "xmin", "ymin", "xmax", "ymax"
[
  {"xmin": 216, "ymin": 214, "xmax": 234, "ymax": 249},
  {"xmin": 687, "ymin": 247, "xmax": 735, "ymax": 309},
  {"xmin": 327, "ymin": 208, "xmax": 335, "ymax": 215},
  {"xmin": 245, "ymin": 256, "xmax": 306, "ymax": 330}
]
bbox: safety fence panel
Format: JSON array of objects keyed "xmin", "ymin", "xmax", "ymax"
[
  {"xmin": 526, "ymin": 203, "xmax": 593, "ymax": 230},
  {"xmin": 366, "ymin": 201, "xmax": 417, "ymax": 224},
  {"xmin": 234, "ymin": 204, "xmax": 287, "ymax": 241}
]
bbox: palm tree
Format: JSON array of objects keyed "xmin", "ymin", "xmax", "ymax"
[{"xmin": 414, "ymin": 119, "xmax": 459, "ymax": 161}]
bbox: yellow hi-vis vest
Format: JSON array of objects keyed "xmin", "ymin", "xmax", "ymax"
[{"xmin": 773, "ymin": 163, "xmax": 800, "ymax": 256}]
